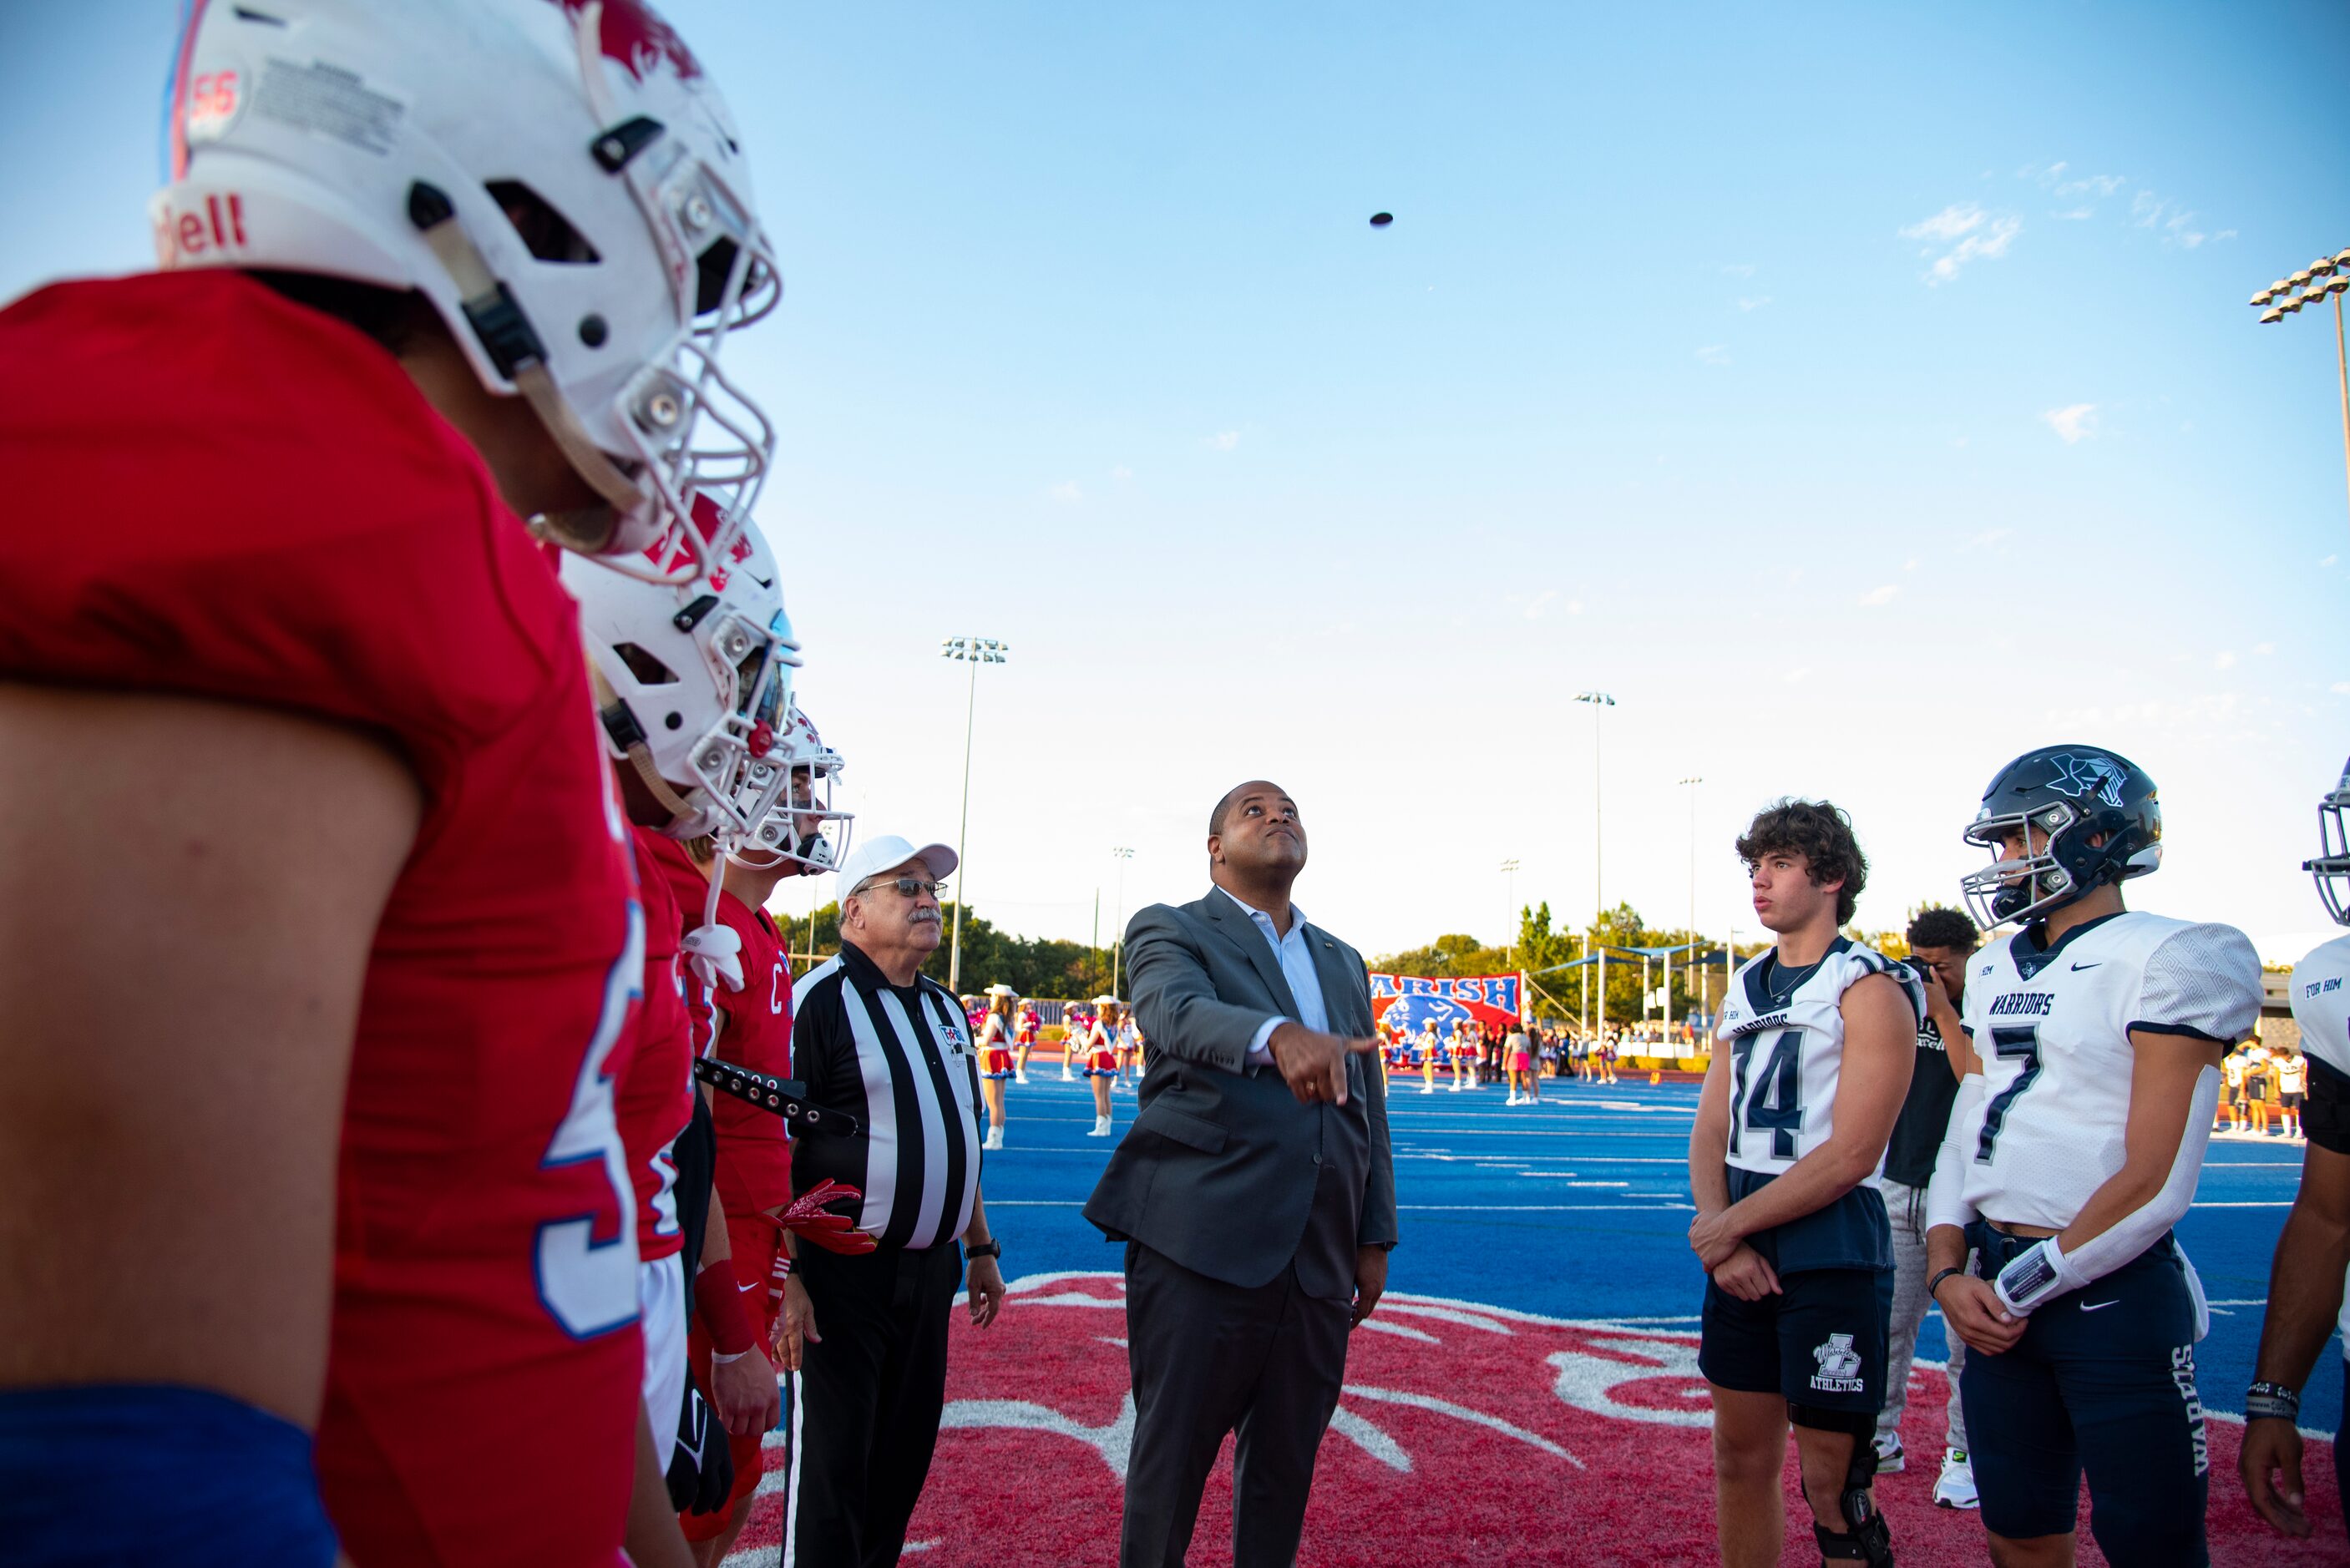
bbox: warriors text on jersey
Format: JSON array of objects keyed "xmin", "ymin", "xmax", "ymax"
[
  {"xmin": 0, "ymin": 272, "xmax": 642, "ymax": 1565},
  {"xmin": 1953, "ymin": 911, "xmax": 2260, "ymax": 1232},
  {"xmin": 1716, "ymin": 938, "xmax": 1922, "ymax": 1178}
]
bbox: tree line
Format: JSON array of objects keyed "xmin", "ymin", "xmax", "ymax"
[{"xmin": 781, "ymin": 900, "xmax": 1122, "ymax": 1000}]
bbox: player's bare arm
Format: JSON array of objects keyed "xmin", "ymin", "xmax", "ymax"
[
  {"xmin": 1688, "ymin": 1037, "xmax": 1778, "ymax": 1300},
  {"xmin": 1689, "ymin": 973, "xmax": 1914, "ymax": 1258},
  {"xmin": 0, "ymin": 685, "xmax": 419, "ymax": 1424},
  {"xmin": 2240, "ymin": 1138, "xmax": 2350, "ymax": 1536},
  {"xmin": 625, "ymin": 1402, "xmax": 696, "ymax": 1568}
]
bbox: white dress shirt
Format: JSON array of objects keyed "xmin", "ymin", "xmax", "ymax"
[{"xmin": 1218, "ymin": 886, "xmax": 1330, "ymax": 1065}]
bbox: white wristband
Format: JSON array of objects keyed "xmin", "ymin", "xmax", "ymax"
[
  {"xmin": 1993, "ymin": 1236, "xmax": 2087, "ymax": 1316},
  {"xmin": 711, "ymin": 1347, "xmax": 757, "ymax": 1366}
]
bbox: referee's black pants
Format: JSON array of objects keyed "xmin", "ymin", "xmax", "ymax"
[{"xmin": 787, "ymin": 1240, "xmax": 962, "ymax": 1568}]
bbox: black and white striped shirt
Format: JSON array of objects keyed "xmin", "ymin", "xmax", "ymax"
[{"xmin": 790, "ymin": 940, "xmax": 983, "ymax": 1252}]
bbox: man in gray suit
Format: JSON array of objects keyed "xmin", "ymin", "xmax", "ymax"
[{"xmin": 1084, "ymin": 779, "xmax": 1399, "ymax": 1568}]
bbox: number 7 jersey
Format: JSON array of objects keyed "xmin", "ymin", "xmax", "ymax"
[
  {"xmin": 1951, "ymin": 911, "xmax": 2259, "ymax": 1232},
  {"xmin": 1717, "ymin": 938, "xmax": 1922, "ymax": 1177}
]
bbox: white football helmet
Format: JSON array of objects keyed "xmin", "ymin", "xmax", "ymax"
[
  {"xmin": 738, "ymin": 706, "xmax": 854, "ymax": 872},
  {"xmin": 154, "ymin": 0, "xmax": 777, "ymax": 579},
  {"xmin": 563, "ymin": 495, "xmax": 797, "ymax": 837}
]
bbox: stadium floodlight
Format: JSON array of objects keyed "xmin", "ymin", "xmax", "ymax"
[
  {"xmin": 2252, "ymin": 290, "xmax": 2276, "ymax": 306},
  {"xmin": 939, "ymin": 635, "xmax": 1010, "ymax": 989},
  {"xmin": 1499, "ymin": 857, "xmax": 1521, "ymax": 967},
  {"xmin": 2248, "ymin": 244, "xmax": 2350, "ymax": 540},
  {"xmin": 1110, "ymin": 847, "xmax": 1135, "ymax": 995},
  {"xmin": 1573, "ymin": 691, "xmax": 1617, "ymax": 1034}
]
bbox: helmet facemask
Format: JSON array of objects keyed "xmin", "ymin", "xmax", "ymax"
[
  {"xmin": 2307, "ymin": 766, "xmax": 2350, "ymax": 925},
  {"xmin": 735, "ymin": 711, "xmax": 853, "ymax": 872}
]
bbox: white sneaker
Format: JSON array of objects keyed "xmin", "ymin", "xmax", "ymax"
[
  {"xmin": 1015, "ymin": 1072, "xmax": 1029, "ymax": 1085},
  {"xmin": 1420, "ymin": 1085, "xmax": 1435, "ymax": 1094},
  {"xmin": 1505, "ymin": 1095, "xmax": 1521, "ymax": 1105},
  {"xmin": 1449, "ymin": 1083, "xmax": 1463, "ymax": 1092},
  {"xmin": 982, "ymin": 1127, "xmax": 1003, "ymax": 1151},
  {"xmin": 1060, "ymin": 1066, "xmax": 1074, "ymax": 1080},
  {"xmin": 1087, "ymin": 1115, "xmax": 1112, "ymax": 1137},
  {"xmin": 1872, "ymin": 1432, "xmax": 1905, "ymax": 1474},
  {"xmin": 1934, "ymin": 1449, "xmax": 1979, "ymax": 1510}
]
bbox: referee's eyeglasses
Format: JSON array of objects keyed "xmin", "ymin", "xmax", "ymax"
[{"xmin": 854, "ymin": 876, "xmax": 944, "ymax": 900}]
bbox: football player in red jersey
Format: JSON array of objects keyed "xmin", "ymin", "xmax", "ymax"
[
  {"xmin": 656, "ymin": 715, "xmax": 853, "ymax": 1565},
  {"xmin": 565, "ymin": 500, "xmax": 803, "ymax": 1556},
  {"xmin": 0, "ymin": 3, "xmax": 781, "ymax": 1564}
]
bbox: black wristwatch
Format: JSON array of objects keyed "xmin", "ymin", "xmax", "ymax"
[
  {"xmin": 1927, "ymin": 1266, "xmax": 1966, "ymax": 1303},
  {"xmin": 965, "ymin": 1240, "xmax": 1001, "ymax": 1262}
]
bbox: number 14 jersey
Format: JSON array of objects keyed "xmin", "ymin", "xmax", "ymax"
[
  {"xmin": 1719, "ymin": 938, "xmax": 1922, "ymax": 1179},
  {"xmin": 1952, "ymin": 911, "xmax": 2259, "ymax": 1232}
]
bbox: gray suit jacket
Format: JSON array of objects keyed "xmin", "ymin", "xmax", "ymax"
[{"xmin": 1082, "ymin": 888, "xmax": 1399, "ymax": 1296}]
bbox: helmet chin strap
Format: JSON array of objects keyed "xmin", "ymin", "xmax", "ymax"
[
  {"xmin": 585, "ymin": 660, "xmax": 703, "ymax": 832},
  {"xmin": 408, "ymin": 183, "xmax": 652, "ymax": 555}
]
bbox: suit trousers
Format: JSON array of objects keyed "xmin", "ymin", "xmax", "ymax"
[
  {"xmin": 1119, "ymin": 1241, "xmax": 1352, "ymax": 1568},
  {"xmin": 786, "ymin": 1241, "xmax": 962, "ymax": 1568}
]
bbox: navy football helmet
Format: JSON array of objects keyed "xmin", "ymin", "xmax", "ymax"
[
  {"xmin": 1958, "ymin": 745, "xmax": 2161, "ymax": 928},
  {"xmin": 2307, "ymin": 757, "xmax": 2350, "ymax": 925}
]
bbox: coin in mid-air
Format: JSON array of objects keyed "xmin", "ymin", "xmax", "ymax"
[{"xmin": 1369, "ymin": 211, "xmax": 1393, "ymax": 227}]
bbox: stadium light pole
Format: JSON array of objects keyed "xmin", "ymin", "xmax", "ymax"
[
  {"xmin": 2251, "ymin": 246, "xmax": 2350, "ymax": 539},
  {"xmin": 1110, "ymin": 847, "xmax": 1135, "ymax": 997},
  {"xmin": 939, "ymin": 635, "xmax": 1009, "ymax": 990},
  {"xmin": 1499, "ymin": 857, "xmax": 1521, "ymax": 966},
  {"xmin": 1575, "ymin": 691, "xmax": 1616, "ymax": 1035},
  {"xmin": 1679, "ymin": 776, "xmax": 1702, "ymax": 1029}
]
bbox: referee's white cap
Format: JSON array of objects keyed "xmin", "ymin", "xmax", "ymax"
[{"xmin": 837, "ymin": 833, "xmax": 959, "ymax": 893}]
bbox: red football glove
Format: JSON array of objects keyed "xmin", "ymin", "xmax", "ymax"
[{"xmin": 779, "ymin": 1178, "xmax": 875, "ymax": 1255}]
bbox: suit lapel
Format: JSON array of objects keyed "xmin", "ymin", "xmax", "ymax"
[{"xmin": 1198, "ymin": 889, "xmax": 1301, "ymax": 1018}]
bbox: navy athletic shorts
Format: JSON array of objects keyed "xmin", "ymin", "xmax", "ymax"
[
  {"xmin": 1699, "ymin": 1265, "xmax": 1892, "ymax": 1417},
  {"xmin": 1960, "ymin": 1221, "xmax": 2209, "ymax": 1565}
]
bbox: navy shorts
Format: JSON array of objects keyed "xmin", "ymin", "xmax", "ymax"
[
  {"xmin": 1699, "ymin": 1266, "xmax": 1891, "ymax": 1417},
  {"xmin": 1960, "ymin": 1222, "xmax": 2209, "ymax": 1564}
]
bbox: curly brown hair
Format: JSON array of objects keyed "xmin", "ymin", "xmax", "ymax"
[{"xmin": 1735, "ymin": 798, "xmax": 1868, "ymax": 925}]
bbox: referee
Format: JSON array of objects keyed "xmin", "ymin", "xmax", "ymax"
[{"xmin": 777, "ymin": 833, "xmax": 1007, "ymax": 1568}]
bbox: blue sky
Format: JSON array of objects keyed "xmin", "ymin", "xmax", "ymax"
[{"xmin": 6, "ymin": 2, "xmax": 2348, "ymax": 962}]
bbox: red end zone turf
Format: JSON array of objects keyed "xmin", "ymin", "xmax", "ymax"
[{"xmin": 727, "ymin": 1272, "xmax": 2338, "ymax": 1566}]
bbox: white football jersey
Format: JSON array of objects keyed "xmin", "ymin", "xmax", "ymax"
[
  {"xmin": 1954, "ymin": 911, "xmax": 2260, "ymax": 1232},
  {"xmin": 1717, "ymin": 938, "xmax": 1922, "ymax": 1177},
  {"xmin": 2289, "ymin": 932, "xmax": 2350, "ymax": 1345}
]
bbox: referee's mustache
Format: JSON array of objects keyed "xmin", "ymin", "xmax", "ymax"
[{"xmin": 908, "ymin": 905, "xmax": 941, "ymax": 925}]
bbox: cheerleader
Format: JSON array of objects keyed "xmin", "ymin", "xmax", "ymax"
[
  {"xmin": 1084, "ymin": 996, "xmax": 1124, "ymax": 1136},
  {"xmin": 1506, "ymin": 1019, "xmax": 1537, "ymax": 1105},
  {"xmin": 1416, "ymin": 1019, "xmax": 1442, "ymax": 1093},
  {"xmin": 1013, "ymin": 998, "xmax": 1042, "ymax": 1085},
  {"xmin": 1123, "ymin": 1014, "xmax": 1147, "ymax": 1083},
  {"xmin": 1059, "ymin": 1002, "xmax": 1087, "ymax": 1080},
  {"xmin": 976, "ymin": 984, "xmax": 1017, "ymax": 1150},
  {"xmin": 1448, "ymin": 1019, "xmax": 1476, "ymax": 1091}
]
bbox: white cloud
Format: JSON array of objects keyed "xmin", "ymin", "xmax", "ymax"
[
  {"xmin": 1902, "ymin": 559, "xmax": 1920, "ymax": 572},
  {"xmin": 1902, "ymin": 204, "xmax": 1986, "ymax": 243},
  {"xmin": 2334, "ymin": 681, "xmax": 2350, "ymax": 695},
  {"xmin": 1969, "ymin": 527, "xmax": 2013, "ymax": 549},
  {"xmin": 1566, "ymin": 599, "xmax": 1584, "ymax": 615},
  {"xmin": 1737, "ymin": 295, "xmax": 1771, "ymax": 311},
  {"xmin": 1720, "ymin": 263, "xmax": 1756, "ymax": 278},
  {"xmin": 2216, "ymin": 650, "xmax": 2238, "ymax": 670},
  {"xmin": 1901, "ymin": 203, "xmax": 2020, "ymax": 284},
  {"xmin": 1858, "ymin": 584, "xmax": 1901, "ymax": 607},
  {"xmin": 2130, "ymin": 190, "xmax": 2223, "ymax": 249},
  {"xmin": 1207, "ymin": 431, "xmax": 1239, "ymax": 451},
  {"xmin": 2253, "ymin": 641, "xmax": 2276, "ymax": 655},
  {"xmin": 1695, "ymin": 344, "xmax": 1731, "ymax": 366},
  {"xmin": 1110, "ymin": 464, "xmax": 1133, "ymax": 481},
  {"xmin": 2052, "ymin": 207, "xmax": 2094, "ymax": 221},
  {"xmin": 1520, "ymin": 589, "xmax": 1559, "ymax": 620},
  {"xmin": 1048, "ymin": 480, "xmax": 1083, "ymax": 503},
  {"xmin": 2323, "ymin": 554, "xmax": 2340, "ymax": 568},
  {"xmin": 1783, "ymin": 667, "xmax": 1813, "ymax": 685},
  {"xmin": 2041, "ymin": 403, "xmax": 2098, "ymax": 444}
]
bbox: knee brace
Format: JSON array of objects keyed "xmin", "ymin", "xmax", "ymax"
[{"xmin": 1790, "ymin": 1406, "xmax": 1893, "ymax": 1566}]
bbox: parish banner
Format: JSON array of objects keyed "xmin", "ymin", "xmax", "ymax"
[{"xmin": 1370, "ymin": 972, "xmax": 1524, "ymax": 1035}]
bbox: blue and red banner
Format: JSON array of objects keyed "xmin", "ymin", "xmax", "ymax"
[{"xmin": 1370, "ymin": 972, "xmax": 1523, "ymax": 1035}]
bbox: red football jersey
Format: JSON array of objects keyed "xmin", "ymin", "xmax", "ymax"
[
  {"xmin": 651, "ymin": 842, "xmax": 797, "ymax": 1217},
  {"xmin": 620, "ymin": 824, "xmax": 694, "ymax": 1264},
  {"xmin": 0, "ymin": 274, "xmax": 639, "ymax": 1566}
]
